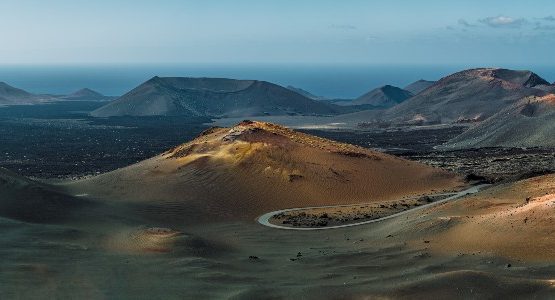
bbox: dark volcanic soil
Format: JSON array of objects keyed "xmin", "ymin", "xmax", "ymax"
[
  {"xmin": 1, "ymin": 102, "xmax": 553, "ymax": 183},
  {"xmin": 301, "ymin": 126, "xmax": 467, "ymax": 153},
  {"xmin": 405, "ymin": 148, "xmax": 555, "ymax": 183},
  {"xmin": 0, "ymin": 102, "xmax": 208, "ymax": 178},
  {"xmin": 271, "ymin": 194, "xmax": 451, "ymax": 228},
  {"xmin": 302, "ymin": 127, "xmax": 555, "ymax": 182}
]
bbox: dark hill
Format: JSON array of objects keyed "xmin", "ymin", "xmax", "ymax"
[
  {"xmin": 0, "ymin": 82, "xmax": 51, "ymax": 105},
  {"xmin": 404, "ymin": 80, "xmax": 436, "ymax": 95},
  {"xmin": 60, "ymin": 88, "xmax": 112, "ymax": 101},
  {"xmin": 349, "ymin": 85, "xmax": 413, "ymax": 108},
  {"xmin": 91, "ymin": 77, "xmax": 342, "ymax": 117},
  {"xmin": 441, "ymin": 95, "xmax": 555, "ymax": 149},
  {"xmin": 286, "ymin": 86, "xmax": 327, "ymax": 100},
  {"xmin": 380, "ymin": 68, "xmax": 548, "ymax": 125}
]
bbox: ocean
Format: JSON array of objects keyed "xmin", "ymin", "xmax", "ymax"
[{"xmin": 0, "ymin": 64, "xmax": 553, "ymax": 99}]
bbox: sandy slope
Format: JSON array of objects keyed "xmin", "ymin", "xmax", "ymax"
[
  {"xmin": 4, "ymin": 141, "xmax": 555, "ymax": 297},
  {"xmin": 65, "ymin": 121, "xmax": 463, "ymax": 223},
  {"xmin": 0, "ymin": 168, "xmax": 90, "ymax": 223},
  {"xmin": 9, "ymin": 119, "xmax": 555, "ymax": 297},
  {"xmin": 411, "ymin": 173, "xmax": 555, "ymax": 261}
]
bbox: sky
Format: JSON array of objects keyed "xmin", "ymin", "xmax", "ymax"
[{"xmin": 0, "ymin": 0, "xmax": 555, "ymax": 66}]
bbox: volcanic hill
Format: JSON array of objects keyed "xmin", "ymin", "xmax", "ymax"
[
  {"xmin": 381, "ymin": 68, "xmax": 549, "ymax": 125},
  {"xmin": 286, "ymin": 85, "xmax": 327, "ymax": 100},
  {"xmin": 67, "ymin": 121, "xmax": 463, "ymax": 224},
  {"xmin": 349, "ymin": 85, "xmax": 413, "ymax": 108},
  {"xmin": 0, "ymin": 82, "xmax": 52, "ymax": 105},
  {"xmin": 442, "ymin": 94, "xmax": 555, "ymax": 149},
  {"xmin": 91, "ymin": 77, "xmax": 342, "ymax": 117},
  {"xmin": 60, "ymin": 88, "xmax": 112, "ymax": 101},
  {"xmin": 404, "ymin": 79, "xmax": 436, "ymax": 95}
]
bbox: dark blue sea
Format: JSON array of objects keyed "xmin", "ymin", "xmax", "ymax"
[{"xmin": 0, "ymin": 64, "xmax": 553, "ymax": 99}]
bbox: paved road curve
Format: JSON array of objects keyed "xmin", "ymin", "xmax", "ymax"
[{"xmin": 257, "ymin": 184, "xmax": 491, "ymax": 231}]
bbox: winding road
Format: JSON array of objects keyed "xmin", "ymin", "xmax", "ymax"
[{"xmin": 257, "ymin": 184, "xmax": 491, "ymax": 231}]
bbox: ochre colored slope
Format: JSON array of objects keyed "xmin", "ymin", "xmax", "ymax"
[
  {"xmin": 416, "ymin": 173, "xmax": 555, "ymax": 261},
  {"xmin": 67, "ymin": 121, "xmax": 463, "ymax": 223}
]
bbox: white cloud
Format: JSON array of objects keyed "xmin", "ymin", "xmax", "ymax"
[{"xmin": 479, "ymin": 16, "xmax": 527, "ymax": 28}]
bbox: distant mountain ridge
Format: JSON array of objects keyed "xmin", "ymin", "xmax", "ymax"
[
  {"xmin": 286, "ymin": 86, "xmax": 327, "ymax": 100},
  {"xmin": 378, "ymin": 68, "xmax": 549, "ymax": 125},
  {"xmin": 404, "ymin": 80, "xmax": 436, "ymax": 95},
  {"xmin": 349, "ymin": 85, "xmax": 413, "ymax": 108},
  {"xmin": 91, "ymin": 77, "xmax": 345, "ymax": 117},
  {"xmin": 441, "ymin": 94, "xmax": 555, "ymax": 149},
  {"xmin": 0, "ymin": 82, "xmax": 112, "ymax": 105},
  {"xmin": 60, "ymin": 88, "xmax": 112, "ymax": 101},
  {"xmin": 0, "ymin": 82, "xmax": 53, "ymax": 105}
]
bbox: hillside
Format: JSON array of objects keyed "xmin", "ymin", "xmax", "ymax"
[
  {"xmin": 380, "ymin": 68, "xmax": 548, "ymax": 125},
  {"xmin": 0, "ymin": 168, "xmax": 86, "ymax": 223},
  {"xmin": 536, "ymin": 84, "xmax": 555, "ymax": 93},
  {"xmin": 59, "ymin": 88, "xmax": 112, "ymax": 101},
  {"xmin": 418, "ymin": 173, "xmax": 555, "ymax": 260},
  {"xmin": 0, "ymin": 82, "xmax": 52, "ymax": 105},
  {"xmin": 349, "ymin": 85, "xmax": 413, "ymax": 108},
  {"xmin": 286, "ymin": 85, "xmax": 327, "ymax": 100},
  {"xmin": 441, "ymin": 94, "xmax": 555, "ymax": 149},
  {"xmin": 66, "ymin": 121, "xmax": 463, "ymax": 224},
  {"xmin": 404, "ymin": 79, "xmax": 436, "ymax": 95},
  {"xmin": 91, "ymin": 77, "xmax": 342, "ymax": 117}
]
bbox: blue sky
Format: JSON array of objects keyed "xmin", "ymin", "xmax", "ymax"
[{"xmin": 1, "ymin": 0, "xmax": 554, "ymax": 65}]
